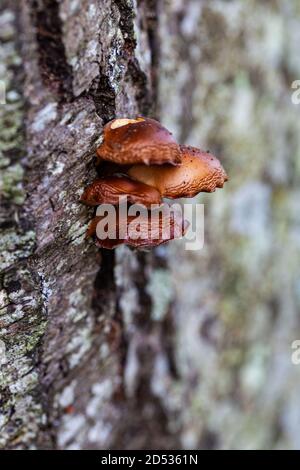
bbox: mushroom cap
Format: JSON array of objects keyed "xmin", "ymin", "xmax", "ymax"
[
  {"xmin": 96, "ymin": 117, "xmax": 182, "ymax": 166},
  {"xmin": 127, "ymin": 145, "xmax": 228, "ymax": 198},
  {"xmin": 86, "ymin": 204, "xmax": 188, "ymax": 249},
  {"xmin": 80, "ymin": 176, "xmax": 162, "ymax": 208}
]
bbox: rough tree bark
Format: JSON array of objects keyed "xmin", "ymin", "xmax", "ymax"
[{"xmin": 0, "ymin": 0, "xmax": 178, "ymax": 450}]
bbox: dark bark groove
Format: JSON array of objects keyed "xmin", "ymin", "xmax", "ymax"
[{"xmin": 30, "ymin": 0, "xmax": 73, "ymax": 100}]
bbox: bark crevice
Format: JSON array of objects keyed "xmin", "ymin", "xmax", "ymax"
[{"xmin": 30, "ymin": 0, "xmax": 73, "ymax": 100}]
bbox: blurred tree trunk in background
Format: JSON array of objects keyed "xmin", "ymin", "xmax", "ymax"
[
  {"xmin": 159, "ymin": 0, "xmax": 300, "ymax": 450},
  {"xmin": 1, "ymin": 0, "xmax": 300, "ymax": 450}
]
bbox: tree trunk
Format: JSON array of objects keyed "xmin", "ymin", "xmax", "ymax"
[
  {"xmin": 1, "ymin": 0, "xmax": 300, "ymax": 451},
  {"xmin": 1, "ymin": 0, "xmax": 177, "ymax": 450}
]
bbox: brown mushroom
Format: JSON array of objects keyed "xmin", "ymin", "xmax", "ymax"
[
  {"xmin": 127, "ymin": 145, "xmax": 228, "ymax": 198},
  {"xmin": 80, "ymin": 176, "xmax": 162, "ymax": 208},
  {"xmin": 96, "ymin": 117, "xmax": 182, "ymax": 166},
  {"xmin": 86, "ymin": 215, "xmax": 124, "ymax": 249},
  {"xmin": 86, "ymin": 204, "xmax": 188, "ymax": 249}
]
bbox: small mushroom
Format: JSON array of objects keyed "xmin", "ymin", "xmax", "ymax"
[
  {"xmin": 127, "ymin": 145, "xmax": 228, "ymax": 198},
  {"xmin": 86, "ymin": 204, "xmax": 188, "ymax": 249},
  {"xmin": 80, "ymin": 176, "xmax": 162, "ymax": 207},
  {"xmin": 96, "ymin": 117, "xmax": 182, "ymax": 166},
  {"xmin": 82, "ymin": 115, "xmax": 229, "ymax": 251}
]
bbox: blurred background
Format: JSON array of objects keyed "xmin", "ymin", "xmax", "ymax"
[{"xmin": 158, "ymin": 0, "xmax": 300, "ymax": 449}]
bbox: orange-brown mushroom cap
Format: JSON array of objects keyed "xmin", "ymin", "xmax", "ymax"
[
  {"xmin": 96, "ymin": 117, "xmax": 182, "ymax": 166},
  {"xmin": 80, "ymin": 176, "xmax": 162, "ymax": 208},
  {"xmin": 127, "ymin": 145, "xmax": 228, "ymax": 199},
  {"xmin": 86, "ymin": 204, "xmax": 188, "ymax": 249}
]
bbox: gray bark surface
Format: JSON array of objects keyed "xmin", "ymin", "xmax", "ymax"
[{"xmin": 1, "ymin": 0, "xmax": 177, "ymax": 450}]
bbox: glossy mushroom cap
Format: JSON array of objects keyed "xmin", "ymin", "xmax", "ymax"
[
  {"xmin": 96, "ymin": 117, "xmax": 182, "ymax": 166},
  {"xmin": 80, "ymin": 176, "xmax": 162, "ymax": 208},
  {"xmin": 86, "ymin": 204, "xmax": 188, "ymax": 249},
  {"xmin": 127, "ymin": 145, "xmax": 228, "ymax": 199}
]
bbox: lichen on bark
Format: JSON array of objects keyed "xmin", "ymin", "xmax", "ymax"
[
  {"xmin": 0, "ymin": 0, "xmax": 179, "ymax": 450},
  {"xmin": 0, "ymin": 3, "xmax": 47, "ymax": 449}
]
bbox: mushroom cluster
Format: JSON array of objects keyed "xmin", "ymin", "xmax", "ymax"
[{"xmin": 81, "ymin": 117, "xmax": 228, "ymax": 249}]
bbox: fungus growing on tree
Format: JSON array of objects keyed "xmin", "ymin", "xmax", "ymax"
[
  {"xmin": 82, "ymin": 118, "xmax": 228, "ymax": 250},
  {"xmin": 127, "ymin": 145, "xmax": 228, "ymax": 198},
  {"xmin": 96, "ymin": 117, "xmax": 182, "ymax": 165},
  {"xmin": 80, "ymin": 176, "xmax": 162, "ymax": 207}
]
